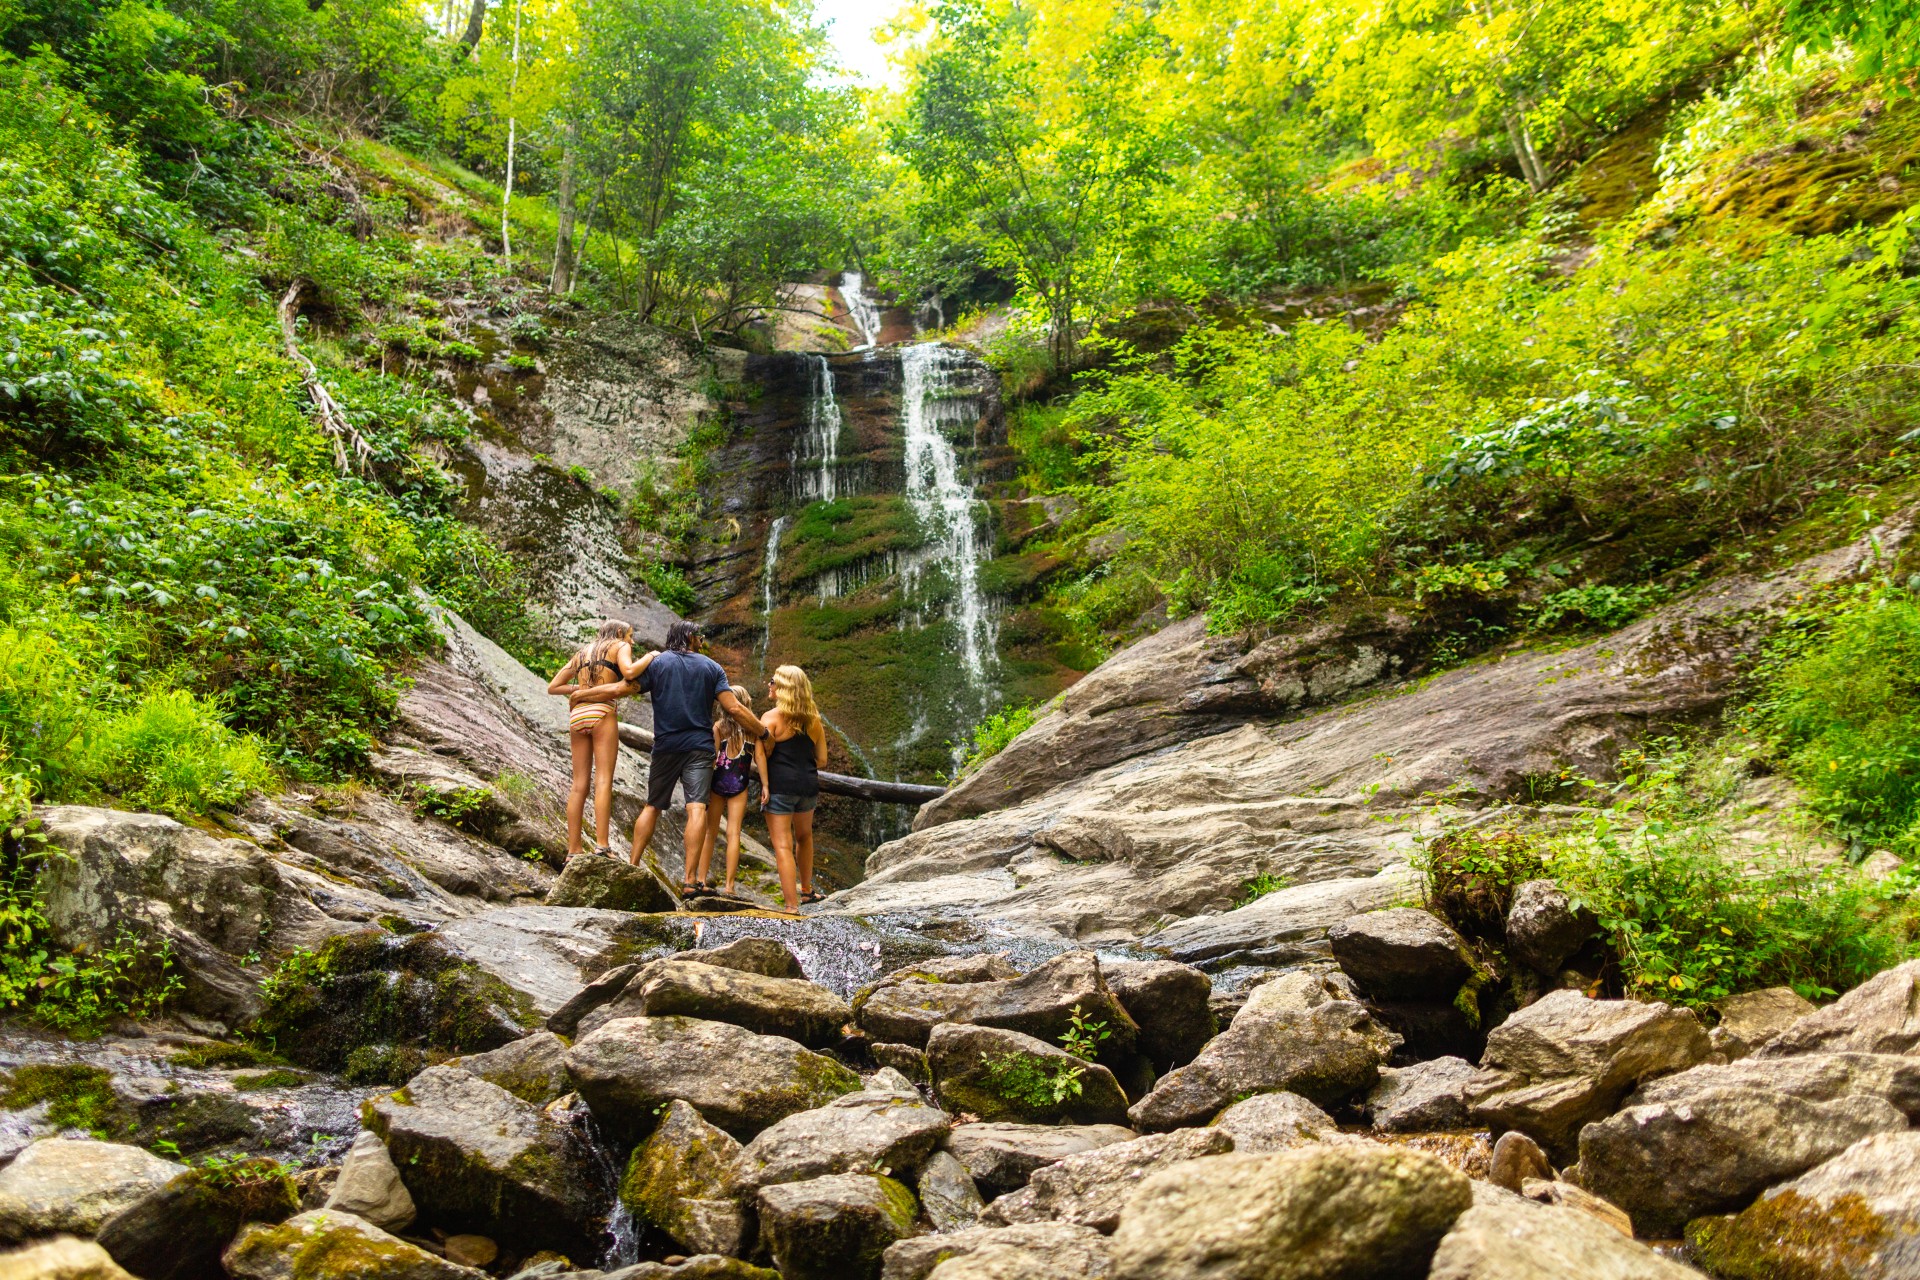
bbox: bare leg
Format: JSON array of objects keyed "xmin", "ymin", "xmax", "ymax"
[
  {"xmin": 629, "ymin": 804, "xmax": 661, "ymax": 866},
  {"xmin": 794, "ymin": 808, "xmax": 816, "ymax": 897},
  {"xmin": 565, "ymin": 730, "xmax": 594, "ymax": 856},
  {"xmin": 683, "ymin": 803, "xmax": 711, "ymax": 888},
  {"xmin": 701, "ymin": 795, "xmax": 724, "ymax": 885},
  {"xmin": 590, "ymin": 714, "xmax": 620, "ymax": 850},
  {"xmin": 765, "ymin": 813, "xmax": 799, "ymax": 912},
  {"xmin": 722, "ymin": 792, "xmax": 748, "ymax": 892}
]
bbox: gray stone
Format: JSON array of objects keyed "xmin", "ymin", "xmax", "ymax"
[
  {"xmin": 1573, "ymin": 1085, "xmax": 1906, "ymax": 1236},
  {"xmin": 1756, "ymin": 959, "xmax": 1920, "ymax": 1058},
  {"xmin": 1429, "ymin": 1186, "xmax": 1701, "ymax": 1280},
  {"xmin": 1127, "ymin": 982, "xmax": 1395, "ymax": 1129},
  {"xmin": 1209, "ymin": 1092, "xmax": 1339, "ymax": 1153},
  {"xmin": 1109, "ymin": 1145, "xmax": 1472, "ymax": 1280},
  {"xmin": 1625, "ymin": 1051, "xmax": 1920, "ymax": 1121},
  {"xmin": 0, "ymin": 1140, "xmax": 185, "ymax": 1244},
  {"xmin": 1488, "ymin": 1133, "xmax": 1552, "ymax": 1193},
  {"xmin": 447, "ymin": 1032, "xmax": 574, "ymax": 1105},
  {"xmin": 738, "ymin": 1090, "xmax": 953, "ymax": 1190},
  {"xmin": 0, "ymin": 1238, "xmax": 139, "ymax": 1280},
  {"xmin": 1462, "ymin": 990, "xmax": 1711, "ymax": 1162},
  {"xmin": 981, "ymin": 1129, "xmax": 1234, "ymax": 1234},
  {"xmin": 362, "ymin": 1064, "xmax": 604, "ymax": 1257},
  {"xmin": 916, "ymin": 1152, "xmax": 984, "ymax": 1233},
  {"xmin": 224, "ymin": 1209, "xmax": 488, "ymax": 1280},
  {"xmin": 1688, "ymin": 1130, "xmax": 1920, "ymax": 1279},
  {"xmin": 927, "ymin": 1025, "xmax": 1129, "ymax": 1127},
  {"xmin": 681, "ymin": 937, "xmax": 806, "ymax": 979},
  {"xmin": 875, "ymin": 955, "xmax": 1018, "ymax": 986},
  {"xmin": 624, "ymin": 962, "xmax": 851, "ymax": 1049},
  {"xmin": 1102, "ymin": 961, "xmax": 1216, "ymax": 1072},
  {"xmin": 872, "ymin": 1044, "xmax": 930, "ymax": 1085},
  {"xmin": 1327, "ymin": 908, "xmax": 1474, "ymax": 1002},
  {"xmin": 324, "ymin": 1132, "xmax": 416, "ymax": 1233},
  {"xmin": 547, "ymin": 963, "xmax": 643, "ymax": 1038},
  {"xmin": 854, "ymin": 953, "xmax": 1140, "ymax": 1062},
  {"xmin": 1503, "ymin": 881, "xmax": 1596, "ymax": 976},
  {"xmin": 603, "ymin": 1261, "xmax": 776, "ymax": 1280},
  {"xmin": 545, "ymin": 856, "xmax": 678, "ymax": 913},
  {"xmin": 1710, "ymin": 987, "xmax": 1816, "ymax": 1060},
  {"xmin": 756, "ymin": 1173, "xmax": 920, "ymax": 1280},
  {"xmin": 96, "ymin": 1159, "xmax": 300, "ymax": 1280},
  {"xmin": 869, "ymin": 1067, "xmax": 920, "ymax": 1094},
  {"xmin": 618, "ymin": 1100, "xmax": 747, "ymax": 1257},
  {"xmin": 882, "ymin": 1223, "xmax": 1110, "ymax": 1280},
  {"xmin": 942, "ymin": 1124, "xmax": 1137, "ymax": 1197},
  {"xmin": 434, "ymin": 905, "xmax": 679, "ymax": 1019},
  {"xmin": 1368, "ymin": 1057, "xmax": 1476, "ymax": 1133},
  {"xmin": 567, "ymin": 1015, "xmax": 862, "ymax": 1142}
]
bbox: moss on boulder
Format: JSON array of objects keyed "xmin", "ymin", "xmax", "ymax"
[{"xmin": 223, "ymin": 1209, "xmax": 487, "ymax": 1280}]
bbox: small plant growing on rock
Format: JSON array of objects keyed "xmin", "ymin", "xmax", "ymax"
[
  {"xmin": 983, "ymin": 1051, "xmax": 1084, "ymax": 1108},
  {"xmin": 1058, "ymin": 1003, "xmax": 1111, "ymax": 1060},
  {"xmin": 1235, "ymin": 872, "xmax": 1292, "ymax": 907},
  {"xmin": 410, "ymin": 783, "xmax": 492, "ymax": 830}
]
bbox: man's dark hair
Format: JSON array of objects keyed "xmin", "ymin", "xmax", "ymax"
[{"xmin": 666, "ymin": 621, "xmax": 702, "ymax": 652}]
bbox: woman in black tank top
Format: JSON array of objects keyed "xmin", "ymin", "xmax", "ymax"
[{"xmin": 758, "ymin": 664, "xmax": 828, "ymax": 911}]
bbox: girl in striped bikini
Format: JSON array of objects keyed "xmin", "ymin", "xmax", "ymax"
[{"xmin": 549, "ymin": 620, "xmax": 656, "ymax": 859}]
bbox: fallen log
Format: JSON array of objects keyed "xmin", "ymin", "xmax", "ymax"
[{"xmin": 615, "ymin": 722, "xmax": 944, "ymax": 805}]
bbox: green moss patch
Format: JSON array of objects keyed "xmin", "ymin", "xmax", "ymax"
[
  {"xmin": 1687, "ymin": 1189, "xmax": 1891, "ymax": 1279},
  {"xmin": 781, "ymin": 496, "xmax": 927, "ymax": 585},
  {"xmin": 0, "ymin": 1064, "xmax": 128, "ymax": 1136},
  {"xmin": 169, "ymin": 1042, "xmax": 285, "ymax": 1070},
  {"xmin": 232, "ymin": 1069, "xmax": 310, "ymax": 1091}
]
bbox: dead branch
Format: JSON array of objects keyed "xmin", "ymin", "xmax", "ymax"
[{"xmin": 278, "ymin": 278, "xmax": 373, "ymax": 475}]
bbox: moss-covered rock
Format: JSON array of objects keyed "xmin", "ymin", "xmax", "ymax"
[
  {"xmin": 444, "ymin": 1032, "xmax": 573, "ymax": 1105},
  {"xmin": 618, "ymin": 1099, "xmax": 748, "ymax": 1256},
  {"xmin": 756, "ymin": 1173, "xmax": 920, "ymax": 1280},
  {"xmin": 251, "ymin": 930, "xmax": 534, "ymax": 1083},
  {"xmin": 98, "ymin": 1160, "xmax": 299, "ymax": 1280},
  {"xmin": 736, "ymin": 1088, "xmax": 952, "ymax": 1191},
  {"xmin": 927, "ymin": 1024, "xmax": 1128, "ymax": 1126},
  {"xmin": 223, "ymin": 1208, "xmax": 487, "ymax": 1280},
  {"xmin": 543, "ymin": 856, "xmax": 679, "ymax": 913}
]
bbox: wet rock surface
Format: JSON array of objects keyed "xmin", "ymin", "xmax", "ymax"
[{"xmin": 618, "ymin": 1099, "xmax": 749, "ymax": 1258}]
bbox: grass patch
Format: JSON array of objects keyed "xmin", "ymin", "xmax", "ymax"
[
  {"xmin": 955, "ymin": 701, "xmax": 1044, "ymax": 779},
  {"xmin": 1235, "ymin": 872, "xmax": 1294, "ymax": 908}
]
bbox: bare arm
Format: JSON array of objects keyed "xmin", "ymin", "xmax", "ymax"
[
  {"xmin": 617, "ymin": 645, "xmax": 659, "ymax": 682},
  {"xmin": 547, "ymin": 655, "xmax": 582, "ymax": 697},
  {"xmin": 809, "ymin": 718, "xmax": 828, "ymax": 770},
  {"xmin": 570, "ymin": 679, "xmax": 633, "ymax": 707},
  {"xmin": 756, "ymin": 715, "xmax": 773, "ymax": 798},
  {"xmin": 718, "ymin": 689, "xmax": 768, "ymax": 741}
]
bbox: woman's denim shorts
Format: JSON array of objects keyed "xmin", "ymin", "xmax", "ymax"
[{"xmin": 765, "ymin": 792, "xmax": 818, "ymax": 815}]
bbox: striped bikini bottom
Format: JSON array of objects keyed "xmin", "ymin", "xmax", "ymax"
[{"xmin": 569, "ymin": 703, "xmax": 613, "ymax": 733}]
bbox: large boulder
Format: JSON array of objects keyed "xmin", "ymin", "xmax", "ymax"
[
  {"xmin": 1502, "ymin": 881, "xmax": 1596, "ymax": 976},
  {"xmin": 223, "ymin": 1209, "xmax": 486, "ymax": 1280},
  {"xmin": 95, "ymin": 1161, "xmax": 300, "ymax": 1280},
  {"xmin": 1368, "ymin": 1057, "xmax": 1476, "ymax": 1133},
  {"xmin": 683, "ymin": 937, "xmax": 808, "ymax": 979},
  {"xmin": 1127, "ymin": 976, "xmax": 1395, "ymax": 1129},
  {"xmin": 432, "ymin": 905, "xmax": 685, "ymax": 1020},
  {"xmin": 1756, "ymin": 959, "xmax": 1920, "ymax": 1058},
  {"xmin": 915, "ymin": 1152, "xmax": 984, "ymax": 1234},
  {"xmin": 1624, "ymin": 1051, "xmax": 1920, "ymax": 1121},
  {"xmin": 1688, "ymin": 1130, "xmax": 1920, "ymax": 1279},
  {"xmin": 1109, "ymin": 1145, "xmax": 1472, "ymax": 1280},
  {"xmin": 1208, "ymin": 1091, "xmax": 1340, "ymax": 1153},
  {"xmin": 619, "ymin": 1100, "xmax": 748, "ymax": 1257},
  {"xmin": 322, "ymin": 1133, "xmax": 415, "ymax": 1233},
  {"xmin": 567, "ymin": 1015, "xmax": 861, "ymax": 1142},
  {"xmin": 927, "ymin": 1026, "xmax": 1129, "ymax": 1126},
  {"xmin": 0, "ymin": 1140, "xmax": 185, "ymax": 1243},
  {"xmin": 1149, "ymin": 869, "xmax": 1420, "ymax": 970},
  {"xmin": 1710, "ymin": 987, "xmax": 1816, "ymax": 1060},
  {"xmin": 941, "ymin": 1124, "xmax": 1136, "ymax": 1198},
  {"xmin": 544, "ymin": 855, "xmax": 679, "ymax": 913},
  {"xmin": 1429, "ymin": 1185, "xmax": 1702, "ymax": 1280},
  {"xmin": 622, "ymin": 962, "xmax": 852, "ymax": 1049},
  {"xmin": 981, "ymin": 1129, "xmax": 1233, "ymax": 1234},
  {"xmin": 737, "ymin": 1089, "xmax": 953, "ymax": 1191},
  {"xmin": 0, "ymin": 1238, "xmax": 139, "ymax": 1280},
  {"xmin": 361, "ymin": 1065, "xmax": 604, "ymax": 1257},
  {"xmin": 1327, "ymin": 908, "xmax": 1474, "ymax": 1002},
  {"xmin": 1102, "ymin": 961, "xmax": 1216, "ymax": 1071},
  {"xmin": 756, "ymin": 1174, "xmax": 920, "ymax": 1280},
  {"xmin": 1461, "ymin": 990, "xmax": 1710, "ymax": 1162},
  {"xmin": 1572, "ymin": 1085, "xmax": 1906, "ymax": 1236},
  {"xmin": 854, "ymin": 953, "xmax": 1139, "ymax": 1065},
  {"xmin": 881, "ymin": 1224, "xmax": 1110, "ymax": 1280}
]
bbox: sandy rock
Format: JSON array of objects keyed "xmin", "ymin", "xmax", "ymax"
[
  {"xmin": 324, "ymin": 1133, "xmax": 416, "ymax": 1232},
  {"xmin": 942, "ymin": 1124, "xmax": 1137, "ymax": 1197},
  {"xmin": 1487, "ymin": 1133, "xmax": 1552, "ymax": 1193},
  {"xmin": 545, "ymin": 856, "xmax": 679, "ymax": 913},
  {"xmin": 1208, "ymin": 1092, "xmax": 1339, "ymax": 1153},
  {"xmin": 224, "ymin": 1209, "xmax": 487, "ymax": 1280},
  {"xmin": 855, "ymin": 953, "xmax": 1140, "ymax": 1061},
  {"xmin": 756, "ymin": 1174, "xmax": 920, "ymax": 1280},
  {"xmin": 882, "ymin": 1223, "xmax": 1111, "ymax": 1280},
  {"xmin": 981, "ymin": 1129, "xmax": 1233, "ymax": 1234},
  {"xmin": 568, "ymin": 1015, "xmax": 861, "ymax": 1142},
  {"xmin": 362, "ymin": 1065, "xmax": 604, "ymax": 1256},
  {"xmin": 1709, "ymin": 987, "xmax": 1816, "ymax": 1060},
  {"xmin": 1462, "ymin": 990, "xmax": 1710, "ymax": 1162},
  {"xmin": 1328, "ymin": 908, "xmax": 1474, "ymax": 1002},
  {"xmin": 1127, "ymin": 989, "xmax": 1395, "ymax": 1129},
  {"xmin": 0, "ymin": 1140, "xmax": 185, "ymax": 1244},
  {"xmin": 1756, "ymin": 960, "xmax": 1920, "ymax": 1058},
  {"xmin": 1102, "ymin": 961, "xmax": 1216, "ymax": 1071},
  {"xmin": 1518, "ymin": 1180, "xmax": 1632, "ymax": 1237},
  {"xmin": 619, "ymin": 1100, "xmax": 747, "ymax": 1257},
  {"xmin": 738, "ymin": 1090, "xmax": 953, "ymax": 1191},
  {"xmin": 1109, "ymin": 1145, "xmax": 1472, "ymax": 1280},
  {"xmin": 916, "ymin": 1152, "xmax": 984, "ymax": 1233},
  {"xmin": 1428, "ymin": 1186, "xmax": 1701, "ymax": 1280},
  {"xmin": 624, "ymin": 962, "xmax": 852, "ymax": 1049},
  {"xmin": 447, "ymin": 1032, "xmax": 574, "ymax": 1105},
  {"xmin": 1574, "ymin": 1085, "xmax": 1906, "ymax": 1235},
  {"xmin": 927, "ymin": 1025, "xmax": 1130, "ymax": 1127},
  {"xmin": 1688, "ymin": 1130, "xmax": 1920, "ymax": 1279},
  {"xmin": 0, "ymin": 1238, "xmax": 138, "ymax": 1280},
  {"xmin": 1368, "ymin": 1057, "xmax": 1476, "ymax": 1133},
  {"xmin": 1503, "ymin": 881, "xmax": 1596, "ymax": 977}
]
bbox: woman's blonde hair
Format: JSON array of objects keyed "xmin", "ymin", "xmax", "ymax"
[
  {"xmin": 771, "ymin": 665, "xmax": 820, "ymax": 734},
  {"xmin": 583, "ymin": 619, "xmax": 633, "ymax": 669},
  {"xmin": 713, "ymin": 684, "xmax": 751, "ymax": 755}
]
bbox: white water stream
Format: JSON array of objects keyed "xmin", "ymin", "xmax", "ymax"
[
  {"xmin": 794, "ymin": 354, "xmax": 842, "ymax": 502},
  {"xmin": 840, "ymin": 271, "xmax": 884, "ymax": 349},
  {"xmin": 759, "ymin": 513, "xmax": 788, "ymax": 666},
  {"xmin": 899, "ymin": 342, "xmax": 996, "ymax": 682}
]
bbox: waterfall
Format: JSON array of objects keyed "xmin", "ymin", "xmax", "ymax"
[
  {"xmin": 840, "ymin": 271, "xmax": 883, "ymax": 349},
  {"xmin": 760, "ymin": 514, "xmax": 788, "ymax": 664},
  {"xmin": 899, "ymin": 342, "xmax": 996, "ymax": 682},
  {"xmin": 794, "ymin": 355, "xmax": 842, "ymax": 502}
]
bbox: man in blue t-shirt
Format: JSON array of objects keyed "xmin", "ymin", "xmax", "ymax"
[{"xmin": 620, "ymin": 621, "xmax": 767, "ymax": 886}]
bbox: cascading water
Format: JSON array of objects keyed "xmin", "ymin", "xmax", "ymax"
[
  {"xmin": 759, "ymin": 513, "xmax": 788, "ymax": 666},
  {"xmin": 840, "ymin": 271, "xmax": 883, "ymax": 349},
  {"xmin": 899, "ymin": 342, "xmax": 996, "ymax": 683},
  {"xmin": 794, "ymin": 354, "xmax": 842, "ymax": 502}
]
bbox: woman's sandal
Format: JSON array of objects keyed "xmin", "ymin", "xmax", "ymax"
[
  {"xmin": 679, "ymin": 882, "xmax": 698, "ymax": 896},
  {"xmin": 799, "ymin": 888, "xmax": 824, "ymax": 904}
]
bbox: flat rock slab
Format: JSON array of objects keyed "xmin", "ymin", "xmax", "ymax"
[
  {"xmin": 738, "ymin": 1089, "xmax": 951, "ymax": 1191},
  {"xmin": 632, "ymin": 962, "xmax": 852, "ymax": 1049},
  {"xmin": 1149, "ymin": 868, "xmax": 1418, "ymax": 968},
  {"xmin": 943, "ymin": 1123, "xmax": 1138, "ymax": 1196},
  {"xmin": 0, "ymin": 1139, "xmax": 185, "ymax": 1243},
  {"xmin": 854, "ymin": 952, "xmax": 1138, "ymax": 1060},
  {"xmin": 435, "ymin": 906, "xmax": 680, "ymax": 1017},
  {"xmin": 982, "ymin": 1128, "xmax": 1234, "ymax": 1233}
]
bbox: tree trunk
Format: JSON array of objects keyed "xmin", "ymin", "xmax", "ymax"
[
  {"xmin": 549, "ymin": 126, "xmax": 579, "ymax": 294},
  {"xmin": 1505, "ymin": 112, "xmax": 1548, "ymax": 191},
  {"xmin": 277, "ymin": 279, "xmax": 373, "ymax": 474},
  {"xmin": 459, "ymin": 0, "xmax": 486, "ymax": 53},
  {"xmin": 570, "ymin": 178, "xmax": 605, "ymax": 296}
]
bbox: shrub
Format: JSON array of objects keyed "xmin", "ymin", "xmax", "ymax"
[
  {"xmin": 86, "ymin": 688, "xmax": 275, "ymax": 816},
  {"xmin": 1418, "ymin": 828, "xmax": 1548, "ymax": 942},
  {"xmin": 956, "ymin": 701, "xmax": 1043, "ymax": 778},
  {"xmin": 638, "ymin": 562, "xmax": 699, "ymax": 616}
]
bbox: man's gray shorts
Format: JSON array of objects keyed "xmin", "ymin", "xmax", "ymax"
[{"xmin": 648, "ymin": 749, "xmax": 715, "ymax": 809}]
